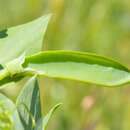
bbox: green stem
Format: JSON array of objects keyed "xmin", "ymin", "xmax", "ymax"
[{"xmin": 0, "ymin": 68, "xmax": 10, "ymax": 80}]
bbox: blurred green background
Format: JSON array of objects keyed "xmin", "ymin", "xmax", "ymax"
[{"xmin": 0, "ymin": 0, "xmax": 130, "ymax": 130}]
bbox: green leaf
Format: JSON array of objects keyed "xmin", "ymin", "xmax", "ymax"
[
  {"xmin": 0, "ymin": 14, "xmax": 51, "ymax": 65},
  {"xmin": 0, "ymin": 93, "xmax": 24, "ymax": 130},
  {"xmin": 16, "ymin": 76, "xmax": 43, "ymax": 130},
  {"xmin": 23, "ymin": 51, "xmax": 130, "ymax": 87},
  {"xmin": 42, "ymin": 103, "xmax": 61, "ymax": 130}
]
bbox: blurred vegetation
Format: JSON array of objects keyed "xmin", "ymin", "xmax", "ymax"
[{"xmin": 0, "ymin": 0, "xmax": 130, "ymax": 130}]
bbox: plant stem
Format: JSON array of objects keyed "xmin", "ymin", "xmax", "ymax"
[{"xmin": 0, "ymin": 68, "xmax": 10, "ymax": 80}]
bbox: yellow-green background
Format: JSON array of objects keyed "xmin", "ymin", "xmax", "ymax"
[{"xmin": 0, "ymin": 0, "xmax": 130, "ymax": 129}]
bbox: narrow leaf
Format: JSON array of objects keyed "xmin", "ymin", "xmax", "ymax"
[
  {"xmin": 42, "ymin": 103, "xmax": 61, "ymax": 130},
  {"xmin": 0, "ymin": 14, "xmax": 51, "ymax": 65},
  {"xmin": 16, "ymin": 76, "xmax": 42, "ymax": 130},
  {"xmin": 23, "ymin": 51, "xmax": 130, "ymax": 87}
]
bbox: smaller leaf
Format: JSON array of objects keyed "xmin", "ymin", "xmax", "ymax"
[
  {"xmin": 42, "ymin": 103, "xmax": 62, "ymax": 130},
  {"xmin": 16, "ymin": 76, "xmax": 43, "ymax": 130}
]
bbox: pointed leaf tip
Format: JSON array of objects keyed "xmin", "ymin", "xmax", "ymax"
[
  {"xmin": 42, "ymin": 103, "xmax": 62, "ymax": 130},
  {"xmin": 0, "ymin": 14, "xmax": 51, "ymax": 64}
]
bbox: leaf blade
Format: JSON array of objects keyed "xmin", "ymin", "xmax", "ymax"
[
  {"xmin": 16, "ymin": 76, "xmax": 42, "ymax": 130},
  {"xmin": 0, "ymin": 14, "xmax": 51, "ymax": 64},
  {"xmin": 23, "ymin": 51, "xmax": 130, "ymax": 87}
]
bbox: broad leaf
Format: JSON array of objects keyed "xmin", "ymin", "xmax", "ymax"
[
  {"xmin": 0, "ymin": 93, "xmax": 23, "ymax": 130},
  {"xmin": 23, "ymin": 51, "xmax": 130, "ymax": 87},
  {"xmin": 0, "ymin": 14, "xmax": 51, "ymax": 65},
  {"xmin": 16, "ymin": 76, "xmax": 42, "ymax": 130},
  {"xmin": 42, "ymin": 103, "xmax": 61, "ymax": 130}
]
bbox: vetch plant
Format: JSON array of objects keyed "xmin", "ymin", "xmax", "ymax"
[{"xmin": 0, "ymin": 14, "xmax": 130, "ymax": 130}]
